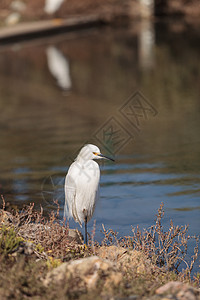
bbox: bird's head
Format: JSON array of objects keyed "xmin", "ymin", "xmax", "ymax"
[{"xmin": 76, "ymin": 144, "xmax": 115, "ymax": 162}]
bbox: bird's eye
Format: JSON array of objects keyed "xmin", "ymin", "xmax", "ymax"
[{"xmin": 93, "ymin": 152, "xmax": 97, "ymax": 156}]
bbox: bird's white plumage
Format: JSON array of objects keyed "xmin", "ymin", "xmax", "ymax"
[
  {"xmin": 44, "ymin": 0, "xmax": 65, "ymax": 14},
  {"xmin": 64, "ymin": 144, "xmax": 102, "ymax": 226}
]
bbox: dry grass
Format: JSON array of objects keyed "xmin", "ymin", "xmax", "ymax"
[{"xmin": 0, "ymin": 196, "xmax": 91, "ymax": 262}]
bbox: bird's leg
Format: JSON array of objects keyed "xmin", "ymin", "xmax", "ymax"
[
  {"xmin": 83, "ymin": 208, "xmax": 88, "ymax": 245},
  {"xmin": 85, "ymin": 215, "xmax": 88, "ymax": 245}
]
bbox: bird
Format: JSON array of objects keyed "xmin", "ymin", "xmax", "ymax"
[
  {"xmin": 44, "ymin": 0, "xmax": 65, "ymax": 14},
  {"xmin": 64, "ymin": 144, "xmax": 114, "ymax": 245}
]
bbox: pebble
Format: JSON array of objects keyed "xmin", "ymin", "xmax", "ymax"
[
  {"xmin": 10, "ymin": 0, "xmax": 26, "ymax": 12},
  {"xmin": 5, "ymin": 12, "xmax": 21, "ymax": 25}
]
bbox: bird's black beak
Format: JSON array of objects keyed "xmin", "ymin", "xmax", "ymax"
[{"xmin": 98, "ymin": 153, "xmax": 115, "ymax": 162}]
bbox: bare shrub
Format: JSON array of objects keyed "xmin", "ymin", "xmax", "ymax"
[{"xmin": 102, "ymin": 203, "xmax": 199, "ymax": 277}]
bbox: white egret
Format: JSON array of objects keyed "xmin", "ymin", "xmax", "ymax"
[
  {"xmin": 44, "ymin": 0, "xmax": 65, "ymax": 14},
  {"xmin": 64, "ymin": 144, "xmax": 114, "ymax": 244}
]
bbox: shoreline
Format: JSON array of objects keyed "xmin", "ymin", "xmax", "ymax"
[
  {"xmin": 1, "ymin": 1, "xmax": 200, "ymax": 44},
  {"xmin": 0, "ymin": 202, "xmax": 199, "ymax": 299}
]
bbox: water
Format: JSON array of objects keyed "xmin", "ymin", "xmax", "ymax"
[{"xmin": 0, "ymin": 20, "xmax": 200, "ymax": 272}]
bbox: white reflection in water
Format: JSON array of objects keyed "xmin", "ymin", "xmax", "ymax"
[
  {"xmin": 140, "ymin": 0, "xmax": 154, "ymax": 16},
  {"xmin": 44, "ymin": 0, "xmax": 65, "ymax": 14},
  {"xmin": 138, "ymin": 21, "xmax": 155, "ymax": 69},
  {"xmin": 46, "ymin": 46, "xmax": 72, "ymax": 90}
]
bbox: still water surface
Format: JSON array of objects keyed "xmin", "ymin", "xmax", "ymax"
[{"xmin": 0, "ymin": 21, "xmax": 200, "ymax": 270}]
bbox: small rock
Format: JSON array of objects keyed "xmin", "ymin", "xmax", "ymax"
[
  {"xmin": 0, "ymin": 209, "xmax": 13, "ymax": 225},
  {"xmin": 156, "ymin": 282, "xmax": 184, "ymax": 294},
  {"xmin": 156, "ymin": 281, "xmax": 200, "ymax": 300},
  {"xmin": 10, "ymin": 0, "xmax": 26, "ymax": 12},
  {"xmin": 68, "ymin": 228, "xmax": 83, "ymax": 244},
  {"xmin": 44, "ymin": 256, "xmax": 122, "ymax": 290},
  {"xmin": 159, "ymin": 295, "xmax": 177, "ymax": 300},
  {"xmin": 177, "ymin": 289, "xmax": 196, "ymax": 300},
  {"xmin": 17, "ymin": 241, "xmax": 34, "ymax": 255},
  {"xmin": 97, "ymin": 245, "xmax": 127, "ymax": 262},
  {"xmin": 11, "ymin": 241, "xmax": 35, "ymax": 257},
  {"xmin": 5, "ymin": 12, "xmax": 21, "ymax": 25},
  {"xmin": 98, "ymin": 246, "xmax": 153, "ymax": 274}
]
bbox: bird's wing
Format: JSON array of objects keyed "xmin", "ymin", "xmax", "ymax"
[{"xmin": 64, "ymin": 169, "xmax": 82, "ymax": 227}]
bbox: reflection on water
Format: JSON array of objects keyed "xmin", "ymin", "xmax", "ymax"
[
  {"xmin": 138, "ymin": 21, "xmax": 155, "ymax": 69},
  {"xmin": 46, "ymin": 46, "xmax": 72, "ymax": 90},
  {"xmin": 0, "ymin": 21, "xmax": 200, "ymax": 271}
]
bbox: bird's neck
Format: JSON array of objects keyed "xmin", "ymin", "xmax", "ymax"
[{"xmin": 76, "ymin": 156, "xmax": 91, "ymax": 165}]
